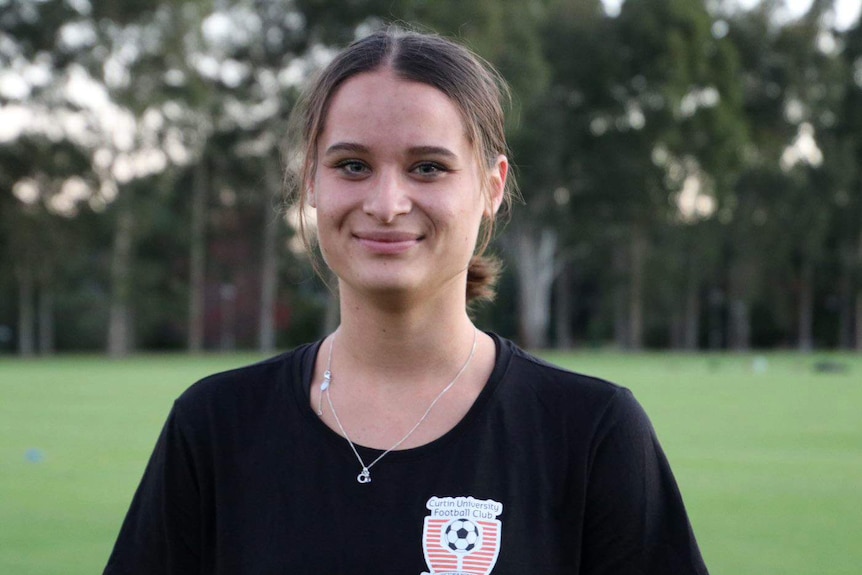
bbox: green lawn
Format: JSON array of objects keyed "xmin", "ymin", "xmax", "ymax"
[{"xmin": 1, "ymin": 351, "xmax": 860, "ymax": 574}]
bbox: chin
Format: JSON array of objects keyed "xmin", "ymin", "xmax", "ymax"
[
  {"xmin": 334, "ymin": 267, "xmax": 429, "ymax": 299},
  {"xmin": 354, "ymin": 276, "xmax": 422, "ymax": 298}
]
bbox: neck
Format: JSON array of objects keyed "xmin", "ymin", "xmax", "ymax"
[{"xmin": 334, "ymin": 285, "xmax": 477, "ymax": 384}]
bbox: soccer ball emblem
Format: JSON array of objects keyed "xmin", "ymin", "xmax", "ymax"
[{"xmin": 444, "ymin": 518, "xmax": 481, "ymax": 553}]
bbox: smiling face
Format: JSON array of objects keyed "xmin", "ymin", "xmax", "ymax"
[{"xmin": 309, "ymin": 68, "xmax": 507, "ymax": 304}]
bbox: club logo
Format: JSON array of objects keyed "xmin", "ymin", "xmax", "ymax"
[{"xmin": 420, "ymin": 496, "xmax": 503, "ymax": 575}]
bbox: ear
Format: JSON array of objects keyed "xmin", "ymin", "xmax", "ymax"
[
  {"xmin": 484, "ymin": 154, "xmax": 508, "ymax": 217},
  {"xmin": 306, "ymin": 180, "xmax": 316, "ymax": 208}
]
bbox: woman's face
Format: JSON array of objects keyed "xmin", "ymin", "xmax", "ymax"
[{"xmin": 310, "ymin": 68, "xmax": 507, "ymax": 303}]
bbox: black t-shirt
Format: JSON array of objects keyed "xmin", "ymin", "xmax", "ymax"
[{"xmin": 104, "ymin": 335, "xmax": 709, "ymax": 574}]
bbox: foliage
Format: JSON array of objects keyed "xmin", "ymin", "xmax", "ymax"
[{"xmin": 1, "ymin": 0, "xmax": 861, "ymax": 351}]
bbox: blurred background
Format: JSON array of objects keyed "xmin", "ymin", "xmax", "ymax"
[{"xmin": 2, "ymin": 0, "xmax": 862, "ymax": 356}]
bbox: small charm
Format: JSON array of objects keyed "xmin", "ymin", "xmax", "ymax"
[
  {"xmin": 317, "ymin": 371, "xmax": 332, "ymax": 416},
  {"xmin": 357, "ymin": 468, "xmax": 371, "ymax": 484}
]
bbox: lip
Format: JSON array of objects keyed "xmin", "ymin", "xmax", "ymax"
[{"xmin": 353, "ymin": 230, "xmax": 423, "ymax": 254}]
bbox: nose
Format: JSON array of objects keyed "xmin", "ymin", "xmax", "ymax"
[{"xmin": 363, "ymin": 168, "xmax": 411, "ymax": 223}]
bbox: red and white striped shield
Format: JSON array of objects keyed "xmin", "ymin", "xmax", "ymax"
[{"xmin": 422, "ymin": 513, "xmax": 502, "ymax": 575}]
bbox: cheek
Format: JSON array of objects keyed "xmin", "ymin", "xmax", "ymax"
[
  {"xmin": 447, "ymin": 205, "xmax": 485, "ymax": 249},
  {"xmin": 314, "ymin": 186, "xmax": 353, "ymax": 226},
  {"xmin": 457, "ymin": 190, "xmax": 487, "ymax": 231},
  {"xmin": 312, "ymin": 201, "xmax": 340, "ymax": 253},
  {"xmin": 316, "ymin": 212, "xmax": 343, "ymax": 251}
]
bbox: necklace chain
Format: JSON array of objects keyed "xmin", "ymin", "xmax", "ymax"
[{"xmin": 317, "ymin": 328, "xmax": 479, "ymax": 484}]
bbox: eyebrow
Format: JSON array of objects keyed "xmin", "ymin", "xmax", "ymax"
[
  {"xmin": 323, "ymin": 142, "xmax": 369, "ymax": 156},
  {"xmin": 323, "ymin": 142, "xmax": 459, "ymax": 160}
]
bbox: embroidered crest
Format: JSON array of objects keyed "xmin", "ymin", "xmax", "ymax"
[{"xmin": 421, "ymin": 496, "xmax": 503, "ymax": 575}]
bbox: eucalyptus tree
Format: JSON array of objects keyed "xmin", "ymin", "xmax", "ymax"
[
  {"xmin": 186, "ymin": 0, "xmax": 325, "ymax": 352},
  {"xmin": 579, "ymin": 0, "xmax": 746, "ymax": 349},
  {"xmin": 519, "ymin": 0, "xmax": 613, "ymax": 349},
  {"xmin": 0, "ymin": 141, "xmax": 93, "ymax": 355},
  {"xmin": 834, "ymin": 12, "xmax": 862, "ymax": 349},
  {"xmin": 0, "ymin": 0, "xmax": 222, "ymax": 356},
  {"xmin": 0, "ymin": 0, "xmax": 132, "ymax": 354},
  {"xmin": 778, "ymin": 1, "xmax": 847, "ymax": 351},
  {"xmin": 723, "ymin": 0, "xmax": 845, "ymax": 350},
  {"xmin": 72, "ymin": 1, "xmax": 210, "ymax": 356},
  {"xmin": 719, "ymin": 4, "xmax": 787, "ymax": 350},
  {"xmin": 77, "ymin": 0, "xmax": 309, "ymax": 353},
  {"xmin": 468, "ymin": 0, "xmax": 556, "ymax": 350}
]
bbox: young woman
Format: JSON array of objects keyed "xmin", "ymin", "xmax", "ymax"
[{"xmin": 105, "ymin": 28, "xmax": 709, "ymax": 575}]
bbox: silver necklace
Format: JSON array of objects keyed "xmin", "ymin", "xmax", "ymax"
[{"xmin": 317, "ymin": 328, "xmax": 478, "ymax": 484}]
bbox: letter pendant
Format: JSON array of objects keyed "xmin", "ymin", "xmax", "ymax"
[{"xmin": 357, "ymin": 468, "xmax": 371, "ymax": 484}]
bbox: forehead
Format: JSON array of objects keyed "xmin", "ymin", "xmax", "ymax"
[{"xmin": 319, "ymin": 69, "xmax": 470, "ymax": 151}]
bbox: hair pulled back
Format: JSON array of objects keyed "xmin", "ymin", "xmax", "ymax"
[{"xmin": 287, "ymin": 26, "xmax": 514, "ymax": 303}]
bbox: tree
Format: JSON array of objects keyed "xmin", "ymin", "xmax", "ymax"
[
  {"xmin": 835, "ymin": 10, "xmax": 862, "ymax": 349},
  {"xmin": 723, "ymin": 0, "xmax": 845, "ymax": 350},
  {"xmin": 0, "ymin": 0, "xmax": 111, "ymax": 354},
  {"xmin": 578, "ymin": 0, "xmax": 746, "ymax": 349}
]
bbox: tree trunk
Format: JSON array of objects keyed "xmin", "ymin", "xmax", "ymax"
[
  {"xmin": 856, "ymin": 228, "xmax": 862, "ymax": 351},
  {"xmin": 628, "ymin": 227, "xmax": 647, "ymax": 350},
  {"xmin": 188, "ymin": 160, "xmax": 207, "ymax": 353},
  {"xmin": 683, "ymin": 256, "xmax": 701, "ymax": 350},
  {"xmin": 855, "ymin": 290, "xmax": 862, "ymax": 352},
  {"xmin": 838, "ymin": 282, "xmax": 852, "ymax": 350},
  {"xmin": 108, "ymin": 207, "xmax": 134, "ymax": 358},
  {"xmin": 38, "ymin": 281, "xmax": 54, "ymax": 355},
  {"xmin": 258, "ymin": 162, "xmax": 280, "ymax": 353},
  {"xmin": 728, "ymin": 299, "xmax": 750, "ymax": 351},
  {"xmin": 514, "ymin": 227, "xmax": 557, "ymax": 350},
  {"xmin": 727, "ymin": 258, "xmax": 752, "ymax": 351},
  {"xmin": 707, "ymin": 287, "xmax": 724, "ymax": 350},
  {"xmin": 554, "ymin": 261, "xmax": 574, "ymax": 349},
  {"xmin": 17, "ymin": 267, "xmax": 35, "ymax": 357},
  {"xmin": 612, "ymin": 241, "xmax": 628, "ymax": 349},
  {"xmin": 669, "ymin": 308, "xmax": 684, "ymax": 349},
  {"xmin": 797, "ymin": 256, "xmax": 814, "ymax": 352},
  {"xmin": 837, "ymin": 245, "xmax": 853, "ymax": 349}
]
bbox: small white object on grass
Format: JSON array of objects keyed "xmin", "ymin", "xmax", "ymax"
[{"xmin": 752, "ymin": 356, "xmax": 769, "ymax": 374}]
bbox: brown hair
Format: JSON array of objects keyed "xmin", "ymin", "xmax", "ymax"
[{"xmin": 286, "ymin": 26, "xmax": 515, "ymax": 303}]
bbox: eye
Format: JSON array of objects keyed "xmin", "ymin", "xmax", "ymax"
[
  {"xmin": 411, "ymin": 161, "xmax": 449, "ymax": 178},
  {"xmin": 335, "ymin": 160, "xmax": 370, "ymax": 177}
]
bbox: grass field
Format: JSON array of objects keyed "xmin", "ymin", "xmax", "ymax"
[{"xmin": 1, "ymin": 351, "xmax": 860, "ymax": 574}]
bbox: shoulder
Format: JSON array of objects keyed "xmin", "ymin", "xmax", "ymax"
[
  {"xmin": 171, "ymin": 342, "xmax": 318, "ymax": 429},
  {"xmin": 493, "ymin": 335, "xmax": 632, "ymax": 422}
]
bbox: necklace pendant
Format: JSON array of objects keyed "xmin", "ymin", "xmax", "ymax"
[{"xmin": 357, "ymin": 468, "xmax": 371, "ymax": 484}]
